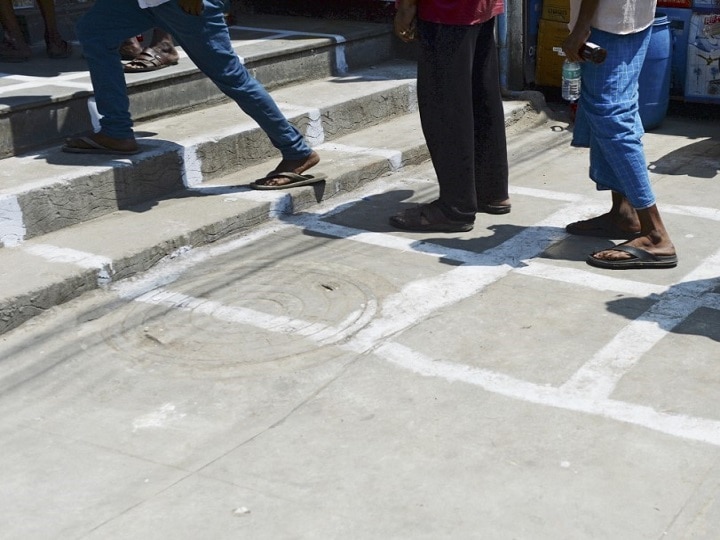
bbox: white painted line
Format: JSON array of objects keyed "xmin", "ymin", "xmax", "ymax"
[
  {"xmin": 340, "ymin": 209, "xmax": 586, "ymax": 350},
  {"xmin": 305, "ymin": 108, "xmax": 324, "ymax": 146},
  {"xmin": 180, "ymin": 146, "xmax": 203, "ymax": 188},
  {"xmin": 0, "ymin": 67, "xmax": 87, "ymax": 83},
  {"xmin": 334, "ymin": 45, "xmax": 348, "ymax": 75},
  {"xmin": 229, "ymin": 26, "xmax": 347, "ymax": 73},
  {"xmin": 515, "ymin": 261, "xmax": 668, "ymax": 296},
  {"xmin": 105, "ymin": 178, "xmax": 720, "ymax": 448},
  {"xmin": 22, "ymin": 244, "xmax": 111, "ymax": 269},
  {"xmin": 112, "ymin": 223, "xmax": 293, "ymax": 300},
  {"xmin": 0, "ymin": 80, "xmax": 93, "ymax": 94},
  {"xmin": 662, "ymin": 204, "xmax": 720, "ymax": 221},
  {"xmin": 315, "ymin": 142, "xmax": 403, "ymax": 170},
  {"xmin": 22, "ymin": 244, "xmax": 114, "ymax": 286},
  {"xmin": 0, "ymin": 195, "xmax": 25, "ymax": 247},
  {"xmin": 275, "ymin": 106, "xmax": 325, "ymax": 146},
  {"xmin": 0, "ymin": 69, "xmax": 95, "ymax": 94},
  {"xmin": 289, "ymin": 214, "xmax": 503, "ymax": 264},
  {"xmin": 22, "ymin": 244, "xmax": 114, "ymax": 285},
  {"xmin": 561, "ymin": 248, "xmax": 720, "ymax": 399},
  {"xmin": 379, "ymin": 342, "xmax": 720, "ymax": 447},
  {"xmin": 135, "ymin": 286, "xmax": 376, "ymax": 346},
  {"xmin": 230, "ymin": 26, "xmax": 347, "ymax": 44},
  {"xmin": 229, "ymin": 190, "xmax": 295, "ymax": 217},
  {"xmin": 232, "ymin": 30, "xmax": 296, "ymax": 43},
  {"xmin": 560, "ymin": 316, "xmax": 678, "ymax": 400},
  {"xmin": 508, "ymin": 185, "xmax": 586, "ymax": 203}
]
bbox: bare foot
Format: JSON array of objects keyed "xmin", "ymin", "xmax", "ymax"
[
  {"xmin": 591, "ymin": 234, "xmax": 675, "ymax": 262},
  {"xmin": 120, "ymin": 37, "xmax": 143, "ymax": 61},
  {"xmin": 566, "ymin": 212, "xmax": 641, "ymax": 239}
]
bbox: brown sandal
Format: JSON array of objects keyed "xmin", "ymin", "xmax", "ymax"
[
  {"xmin": 124, "ymin": 48, "xmax": 178, "ymax": 73},
  {"xmin": 45, "ymin": 32, "xmax": 72, "ymax": 59},
  {"xmin": 0, "ymin": 37, "xmax": 30, "ymax": 63}
]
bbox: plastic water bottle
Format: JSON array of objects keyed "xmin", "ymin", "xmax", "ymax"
[{"xmin": 561, "ymin": 60, "xmax": 582, "ymax": 102}]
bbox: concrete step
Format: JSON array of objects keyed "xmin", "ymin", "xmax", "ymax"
[
  {"xmin": 0, "ymin": 60, "xmax": 419, "ymax": 245},
  {"xmin": 0, "ymin": 14, "xmax": 402, "ymax": 158},
  {"xmin": 9, "ymin": 0, "xmax": 91, "ymax": 44},
  {"xmin": 0, "ymin": 98, "xmax": 542, "ymax": 335}
]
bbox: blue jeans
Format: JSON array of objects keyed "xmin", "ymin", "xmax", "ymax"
[
  {"xmin": 571, "ymin": 27, "xmax": 654, "ymax": 209},
  {"xmin": 76, "ymin": 0, "xmax": 312, "ymax": 160}
]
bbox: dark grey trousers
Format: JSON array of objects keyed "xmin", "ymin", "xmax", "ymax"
[{"xmin": 417, "ymin": 18, "xmax": 509, "ymax": 222}]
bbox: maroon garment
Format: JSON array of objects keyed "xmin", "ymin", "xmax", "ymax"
[{"xmin": 418, "ymin": 0, "xmax": 504, "ymax": 25}]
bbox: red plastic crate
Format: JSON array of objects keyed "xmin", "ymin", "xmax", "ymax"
[{"xmin": 657, "ymin": 0, "xmax": 692, "ymax": 8}]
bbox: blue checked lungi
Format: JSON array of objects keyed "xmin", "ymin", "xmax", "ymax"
[{"xmin": 571, "ymin": 26, "xmax": 655, "ymax": 210}]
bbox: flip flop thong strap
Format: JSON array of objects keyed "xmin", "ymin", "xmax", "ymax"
[{"xmin": 78, "ymin": 136, "xmax": 105, "ymax": 150}]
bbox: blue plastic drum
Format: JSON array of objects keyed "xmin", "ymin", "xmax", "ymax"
[{"xmin": 638, "ymin": 13, "xmax": 672, "ymax": 131}]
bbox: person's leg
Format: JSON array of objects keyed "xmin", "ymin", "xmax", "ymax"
[
  {"xmin": 150, "ymin": 27, "xmax": 174, "ymax": 50},
  {"xmin": 587, "ymin": 203, "xmax": 676, "ymax": 268},
  {"xmin": 471, "ymin": 18, "xmax": 509, "ymax": 213},
  {"xmin": 36, "ymin": 0, "xmax": 59, "ymax": 34},
  {"xmin": 566, "ymin": 110, "xmax": 643, "ymax": 238},
  {"xmin": 566, "ymin": 190, "xmax": 641, "ymax": 239},
  {"xmin": 36, "ymin": 0, "xmax": 72, "ymax": 58},
  {"xmin": 577, "ymin": 29, "xmax": 653, "ymax": 205},
  {"xmin": 0, "ymin": 0, "xmax": 31, "ymax": 59},
  {"xmin": 151, "ymin": 0, "xmax": 315, "ymax": 172},
  {"xmin": 576, "ymin": 28, "xmax": 675, "ymax": 265},
  {"xmin": 415, "ymin": 20, "xmax": 478, "ymax": 223},
  {"xmin": 71, "ymin": 0, "xmax": 153, "ymax": 143},
  {"xmin": 119, "ymin": 35, "xmax": 142, "ymax": 61}
]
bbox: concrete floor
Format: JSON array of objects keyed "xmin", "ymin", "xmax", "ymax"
[{"xmin": 1, "ymin": 108, "xmax": 719, "ymax": 539}]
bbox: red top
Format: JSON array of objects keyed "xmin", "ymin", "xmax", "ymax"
[{"xmin": 418, "ymin": 0, "xmax": 505, "ymax": 25}]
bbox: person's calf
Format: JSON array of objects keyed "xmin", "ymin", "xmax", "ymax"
[{"xmin": 120, "ymin": 37, "xmax": 142, "ymax": 61}]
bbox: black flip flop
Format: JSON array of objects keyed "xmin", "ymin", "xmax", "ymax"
[
  {"xmin": 587, "ymin": 245, "xmax": 678, "ymax": 270},
  {"xmin": 249, "ymin": 172, "xmax": 327, "ymax": 190},
  {"xmin": 389, "ymin": 203, "xmax": 474, "ymax": 233},
  {"xmin": 62, "ymin": 136, "xmax": 140, "ymax": 155}
]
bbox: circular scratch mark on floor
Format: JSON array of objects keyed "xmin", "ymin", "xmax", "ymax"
[{"xmin": 106, "ymin": 260, "xmax": 386, "ymax": 377}]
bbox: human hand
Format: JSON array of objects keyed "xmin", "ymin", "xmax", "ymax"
[
  {"xmin": 394, "ymin": 2, "xmax": 417, "ymax": 42},
  {"xmin": 179, "ymin": 0, "xmax": 204, "ymax": 16},
  {"xmin": 562, "ymin": 28, "xmax": 590, "ymax": 62}
]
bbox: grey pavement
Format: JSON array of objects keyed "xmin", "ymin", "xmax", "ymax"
[
  {"xmin": 2, "ymin": 11, "xmax": 720, "ymax": 540},
  {"xmin": 1, "ymin": 100, "xmax": 720, "ymax": 538}
]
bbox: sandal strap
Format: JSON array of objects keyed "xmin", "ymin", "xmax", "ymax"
[{"xmin": 399, "ymin": 203, "xmax": 459, "ymax": 226}]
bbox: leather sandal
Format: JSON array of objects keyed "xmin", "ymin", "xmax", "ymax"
[
  {"xmin": 45, "ymin": 32, "xmax": 72, "ymax": 59},
  {"xmin": 389, "ymin": 203, "xmax": 474, "ymax": 232},
  {"xmin": 124, "ymin": 48, "xmax": 178, "ymax": 73},
  {"xmin": 0, "ymin": 36, "xmax": 30, "ymax": 62}
]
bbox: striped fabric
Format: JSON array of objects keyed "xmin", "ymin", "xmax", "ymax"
[{"xmin": 571, "ymin": 26, "xmax": 655, "ymax": 209}]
